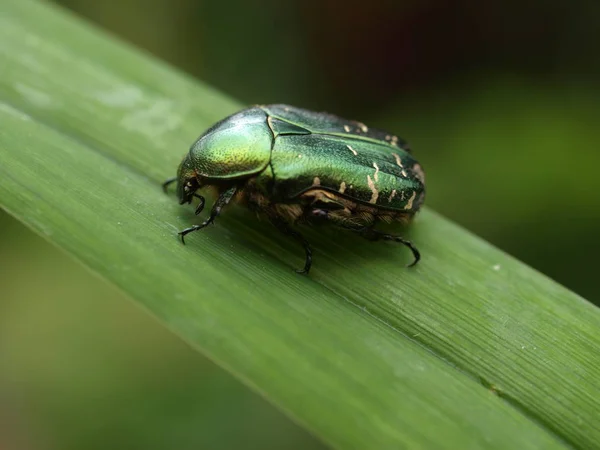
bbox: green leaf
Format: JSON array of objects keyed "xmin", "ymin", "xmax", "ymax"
[{"xmin": 1, "ymin": 1, "xmax": 599, "ymax": 449}]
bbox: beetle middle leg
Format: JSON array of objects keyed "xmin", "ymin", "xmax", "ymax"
[
  {"xmin": 268, "ymin": 215, "xmax": 312, "ymax": 274},
  {"xmin": 179, "ymin": 185, "xmax": 237, "ymax": 244}
]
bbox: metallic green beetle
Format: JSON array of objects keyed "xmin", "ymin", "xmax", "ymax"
[{"xmin": 163, "ymin": 104, "xmax": 425, "ymax": 274}]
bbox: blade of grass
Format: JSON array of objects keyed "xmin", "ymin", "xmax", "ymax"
[
  {"xmin": 1, "ymin": 1, "xmax": 599, "ymax": 449},
  {"xmin": 0, "ymin": 97, "xmax": 567, "ymax": 450}
]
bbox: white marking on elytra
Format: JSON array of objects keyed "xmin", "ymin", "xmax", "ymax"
[
  {"xmin": 404, "ymin": 191, "xmax": 416, "ymax": 210},
  {"xmin": 367, "ymin": 175, "xmax": 379, "ymax": 204},
  {"xmin": 297, "ymin": 154, "xmax": 303, "ymax": 158},
  {"xmin": 402, "ymin": 169, "xmax": 408, "ymax": 177},
  {"xmin": 412, "ymin": 163, "xmax": 425, "ymax": 183},
  {"xmin": 343, "ymin": 125, "xmax": 351, "ymax": 132},
  {"xmin": 357, "ymin": 122, "xmax": 368, "ymax": 133},
  {"xmin": 346, "ymin": 144, "xmax": 358, "ymax": 156},
  {"xmin": 313, "ymin": 177, "xmax": 321, "ymax": 186},
  {"xmin": 339, "ymin": 181, "xmax": 347, "ymax": 194},
  {"xmin": 372, "ymin": 162, "xmax": 380, "ymax": 182},
  {"xmin": 388, "ymin": 189, "xmax": 397, "ymax": 202},
  {"xmin": 391, "ymin": 135, "xmax": 399, "ymax": 146},
  {"xmin": 392, "ymin": 153, "xmax": 403, "ymax": 168}
]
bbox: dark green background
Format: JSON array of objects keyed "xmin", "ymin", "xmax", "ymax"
[{"xmin": 2, "ymin": 1, "xmax": 599, "ymax": 448}]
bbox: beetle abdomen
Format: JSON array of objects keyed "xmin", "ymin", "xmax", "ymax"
[{"xmin": 238, "ymin": 181, "xmax": 413, "ymax": 229}]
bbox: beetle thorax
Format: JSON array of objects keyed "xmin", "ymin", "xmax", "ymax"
[{"xmin": 188, "ymin": 107, "xmax": 273, "ymax": 181}]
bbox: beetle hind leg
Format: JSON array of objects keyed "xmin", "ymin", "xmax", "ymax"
[
  {"xmin": 359, "ymin": 228, "xmax": 420, "ymax": 267},
  {"xmin": 313, "ymin": 209, "xmax": 420, "ymax": 267}
]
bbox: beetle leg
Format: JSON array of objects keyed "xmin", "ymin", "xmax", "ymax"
[
  {"xmin": 323, "ymin": 216, "xmax": 420, "ymax": 267},
  {"xmin": 193, "ymin": 194, "xmax": 206, "ymax": 215},
  {"xmin": 268, "ymin": 216, "xmax": 312, "ymax": 274},
  {"xmin": 359, "ymin": 228, "xmax": 420, "ymax": 267},
  {"xmin": 179, "ymin": 186, "xmax": 237, "ymax": 244}
]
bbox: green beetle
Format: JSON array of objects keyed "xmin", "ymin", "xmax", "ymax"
[{"xmin": 163, "ymin": 104, "xmax": 425, "ymax": 274}]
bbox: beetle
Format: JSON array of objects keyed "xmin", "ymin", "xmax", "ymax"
[{"xmin": 163, "ymin": 104, "xmax": 425, "ymax": 274}]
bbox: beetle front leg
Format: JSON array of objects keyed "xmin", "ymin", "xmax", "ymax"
[
  {"xmin": 268, "ymin": 216, "xmax": 312, "ymax": 274},
  {"xmin": 179, "ymin": 185, "xmax": 237, "ymax": 244}
]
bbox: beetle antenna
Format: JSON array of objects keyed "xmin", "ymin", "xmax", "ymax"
[{"xmin": 162, "ymin": 177, "xmax": 177, "ymax": 193}]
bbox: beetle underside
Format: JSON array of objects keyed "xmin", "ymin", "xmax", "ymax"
[
  {"xmin": 272, "ymin": 189, "xmax": 414, "ymax": 228},
  {"xmin": 173, "ymin": 178, "xmax": 420, "ymax": 274}
]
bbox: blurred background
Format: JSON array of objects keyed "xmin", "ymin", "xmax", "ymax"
[{"xmin": 2, "ymin": 0, "xmax": 599, "ymax": 448}]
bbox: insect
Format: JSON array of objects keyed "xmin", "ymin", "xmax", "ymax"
[{"xmin": 163, "ymin": 104, "xmax": 425, "ymax": 274}]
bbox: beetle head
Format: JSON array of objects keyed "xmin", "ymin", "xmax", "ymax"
[{"xmin": 176, "ymin": 154, "xmax": 201, "ymax": 205}]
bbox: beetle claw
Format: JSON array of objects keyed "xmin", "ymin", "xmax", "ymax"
[
  {"xmin": 178, "ymin": 225, "xmax": 203, "ymax": 244},
  {"xmin": 404, "ymin": 243, "xmax": 421, "ymax": 267},
  {"xmin": 393, "ymin": 237, "xmax": 420, "ymax": 267}
]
